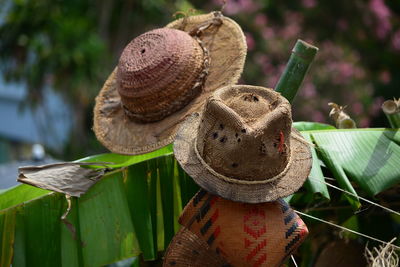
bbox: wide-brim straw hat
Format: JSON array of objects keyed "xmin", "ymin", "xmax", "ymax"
[
  {"xmin": 174, "ymin": 85, "xmax": 312, "ymax": 203},
  {"xmin": 93, "ymin": 12, "xmax": 247, "ymax": 155},
  {"xmin": 163, "ymin": 190, "xmax": 308, "ymax": 267}
]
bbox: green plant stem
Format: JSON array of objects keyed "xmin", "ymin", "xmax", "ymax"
[
  {"xmin": 385, "ymin": 114, "xmax": 400, "ymax": 128},
  {"xmin": 275, "ymin": 39, "xmax": 318, "ymax": 103},
  {"xmin": 382, "ymin": 100, "xmax": 400, "ymax": 128}
]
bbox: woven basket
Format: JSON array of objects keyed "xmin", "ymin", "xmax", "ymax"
[
  {"xmin": 163, "ymin": 190, "xmax": 309, "ymax": 267},
  {"xmin": 163, "ymin": 226, "xmax": 230, "ymax": 266}
]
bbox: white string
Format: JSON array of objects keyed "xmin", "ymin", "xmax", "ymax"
[
  {"xmin": 295, "ymin": 210, "xmax": 400, "ymax": 250},
  {"xmin": 292, "ymin": 138, "xmax": 400, "ymax": 250},
  {"xmin": 308, "ymin": 176, "xmax": 400, "ymax": 217},
  {"xmin": 291, "ymin": 255, "xmax": 298, "ymax": 267}
]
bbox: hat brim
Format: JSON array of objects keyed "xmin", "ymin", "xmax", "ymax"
[
  {"xmin": 163, "ymin": 227, "xmax": 230, "ymax": 267},
  {"xmin": 174, "ymin": 113, "xmax": 313, "ymax": 203},
  {"xmin": 93, "ymin": 13, "xmax": 247, "ymax": 155}
]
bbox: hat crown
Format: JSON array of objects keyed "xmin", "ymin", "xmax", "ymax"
[
  {"xmin": 117, "ymin": 28, "xmax": 205, "ymax": 122},
  {"xmin": 196, "ymin": 86, "xmax": 292, "ymax": 181}
]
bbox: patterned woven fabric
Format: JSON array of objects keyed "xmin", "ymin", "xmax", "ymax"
[{"xmin": 163, "ymin": 190, "xmax": 308, "ymax": 267}]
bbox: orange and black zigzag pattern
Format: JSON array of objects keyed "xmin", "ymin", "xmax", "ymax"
[{"xmin": 278, "ymin": 199, "xmax": 308, "ymax": 255}]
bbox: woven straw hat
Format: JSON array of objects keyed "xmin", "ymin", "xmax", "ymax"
[
  {"xmin": 174, "ymin": 85, "xmax": 312, "ymax": 203},
  {"xmin": 163, "ymin": 227, "xmax": 230, "ymax": 266},
  {"xmin": 93, "ymin": 12, "xmax": 247, "ymax": 155},
  {"xmin": 163, "ymin": 190, "xmax": 308, "ymax": 267}
]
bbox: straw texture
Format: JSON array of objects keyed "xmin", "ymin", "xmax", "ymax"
[
  {"xmin": 117, "ymin": 28, "xmax": 205, "ymax": 122},
  {"xmin": 163, "ymin": 190, "xmax": 308, "ymax": 267},
  {"xmin": 163, "ymin": 227, "xmax": 230, "ymax": 267},
  {"xmin": 94, "ymin": 12, "xmax": 247, "ymax": 155},
  {"xmin": 174, "ymin": 85, "xmax": 312, "ymax": 203}
]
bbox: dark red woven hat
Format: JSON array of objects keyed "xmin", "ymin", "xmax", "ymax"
[{"xmin": 94, "ymin": 12, "xmax": 247, "ymax": 155}]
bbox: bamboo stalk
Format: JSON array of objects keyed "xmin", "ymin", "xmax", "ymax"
[
  {"xmin": 382, "ymin": 99, "xmax": 400, "ymax": 128},
  {"xmin": 275, "ymin": 39, "xmax": 318, "ymax": 103},
  {"xmin": 328, "ymin": 102, "xmax": 356, "ymax": 129}
]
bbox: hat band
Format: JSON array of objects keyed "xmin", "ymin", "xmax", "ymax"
[
  {"xmin": 193, "ymin": 136, "xmax": 294, "ymax": 185},
  {"xmin": 122, "ymin": 21, "xmax": 215, "ymax": 123}
]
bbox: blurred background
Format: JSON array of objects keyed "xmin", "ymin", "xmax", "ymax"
[{"xmin": 0, "ymin": 0, "xmax": 399, "ymax": 183}]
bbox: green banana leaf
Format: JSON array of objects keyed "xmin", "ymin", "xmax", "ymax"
[
  {"xmin": 306, "ymin": 127, "xmax": 400, "ymax": 196},
  {"xmin": 77, "ymin": 145, "xmax": 173, "ymax": 168},
  {"xmin": 1, "ymin": 125, "xmax": 400, "ymax": 265}
]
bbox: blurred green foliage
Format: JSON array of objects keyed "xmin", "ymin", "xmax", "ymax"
[
  {"xmin": 0, "ymin": 0, "xmax": 195, "ymax": 159},
  {"xmin": 1, "ymin": 0, "xmax": 399, "ymax": 160}
]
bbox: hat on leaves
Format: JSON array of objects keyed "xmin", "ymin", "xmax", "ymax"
[
  {"xmin": 93, "ymin": 12, "xmax": 247, "ymax": 155},
  {"xmin": 163, "ymin": 190, "xmax": 309, "ymax": 267},
  {"xmin": 174, "ymin": 85, "xmax": 312, "ymax": 203}
]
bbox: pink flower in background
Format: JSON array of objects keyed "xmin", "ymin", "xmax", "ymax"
[
  {"xmin": 220, "ymin": 0, "xmax": 259, "ymax": 15},
  {"xmin": 359, "ymin": 118, "xmax": 370, "ymax": 128},
  {"xmin": 278, "ymin": 63, "xmax": 286, "ymax": 74},
  {"xmin": 391, "ymin": 30, "xmax": 400, "ymax": 51},
  {"xmin": 370, "ymin": 96, "xmax": 385, "ymax": 116},
  {"xmin": 328, "ymin": 63, "xmax": 346, "ymax": 85},
  {"xmin": 245, "ymin": 32, "xmax": 255, "ymax": 51},
  {"xmin": 369, "ymin": 0, "xmax": 390, "ymax": 20},
  {"xmin": 211, "ymin": 0, "xmax": 393, "ymax": 127},
  {"xmin": 255, "ymin": 14, "xmax": 267, "ymax": 26},
  {"xmin": 338, "ymin": 62, "xmax": 355, "ymax": 79},
  {"xmin": 312, "ymin": 111, "xmax": 325, "ymax": 123},
  {"xmin": 261, "ymin": 61, "xmax": 274, "ymax": 75},
  {"xmin": 254, "ymin": 53, "xmax": 268, "ymax": 66},
  {"xmin": 269, "ymin": 73, "xmax": 281, "ymax": 87},
  {"xmin": 369, "ymin": 0, "xmax": 392, "ymax": 39},
  {"xmin": 301, "ymin": 83, "xmax": 317, "ymax": 98},
  {"xmin": 352, "ymin": 102, "xmax": 363, "ymax": 115},
  {"xmin": 285, "ymin": 11, "xmax": 304, "ymax": 23},
  {"xmin": 281, "ymin": 12, "xmax": 303, "ymax": 38},
  {"xmin": 282, "ymin": 23, "xmax": 301, "ymax": 39},
  {"xmin": 239, "ymin": 0, "xmax": 259, "ymax": 12},
  {"xmin": 379, "ymin": 70, "xmax": 391, "ymax": 84},
  {"xmin": 302, "ymin": 0, "xmax": 316, "ymax": 8},
  {"xmin": 214, "ymin": 0, "xmax": 239, "ymax": 14},
  {"xmin": 254, "ymin": 54, "xmax": 275, "ymax": 77},
  {"xmin": 375, "ymin": 21, "xmax": 392, "ymax": 39},
  {"xmin": 326, "ymin": 61, "xmax": 337, "ymax": 73},
  {"xmin": 262, "ymin": 28, "xmax": 275, "ymax": 39}
]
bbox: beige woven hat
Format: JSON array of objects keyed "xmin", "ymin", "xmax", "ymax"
[
  {"xmin": 163, "ymin": 190, "xmax": 308, "ymax": 267},
  {"xmin": 93, "ymin": 12, "xmax": 247, "ymax": 155},
  {"xmin": 174, "ymin": 85, "xmax": 312, "ymax": 203}
]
